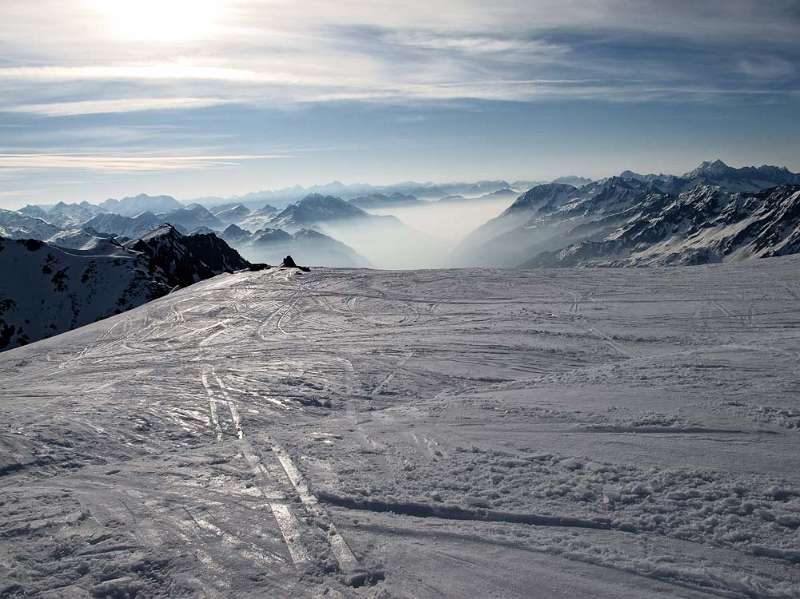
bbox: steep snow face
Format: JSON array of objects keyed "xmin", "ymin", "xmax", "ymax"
[
  {"xmin": 528, "ymin": 184, "xmax": 800, "ymax": 267},
  {"xmin": 0, "ymin": 226, "xmax": 250, "ymax": 349},
  {"xmin": 0, "ymin": 209, "xmax": 61, "ymax": 240},
  {"xmin": 0, "ymin": 236, "xmax": 167, "ymax": 350},
  {"xmin": 1, "ymin": 259, "xmax": 799, "ymax": 597},
  {"xmin": 45, "ymin": 228, "xmax": 116, "ymax": 250},
  {"xmin": 99, "ymin": 193, "xmax": 183, "ymax": 216}
]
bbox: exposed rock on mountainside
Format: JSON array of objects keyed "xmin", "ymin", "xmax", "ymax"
[
  {"xmin": 455, "ymin": 161, "xmax": 800, "ymax": 268},
  {"xmin": 526, "ymin": 184, "xmax": 800, "ymax": 267},
  {"xmin": 124, "ymin": 225, "xmax": 250, "ymax": 288},
  {"xmin": 0, "ymin": 226, "xmax": 250, "ymax": 350},
  {"xmin": 280, "ymin": 254, "xmax": 310, "ymax": 271}
]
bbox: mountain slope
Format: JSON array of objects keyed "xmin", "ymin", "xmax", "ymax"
[
  {"xmin": 159, "ymin": 205, "xmax": 224, "ymax": 232},
  {"xmin": 268, "ymin": 194, "xmax": 368, "ymax": 231},
  {"xmin": 0, "ymin": 237, "xmax": 167, "ymax": 350},
  {"xmin": 99, "ymin": 193, "xmax": 183, "ymax": 216},
  {"xmin": 526, "ymin": 184, "xmax": 800, "ymax": 267},
  {"xmin": 124, "ymin": 225, "xmax": 250, "ymax": 287},
  {"xmin": 456, "ymin": 161, "xmax": 800, "ymax": 268},
  {"xmin": 226, "ymin": 226, "xmax": 370, "ymax": 268},
  {"xmin": 0, "ymin": 209, "xmax": 61, "ymax": 240},
  {"xmin": 83, "ymin": 212, "xmax": 165, "ymax": 239},
  {"xmin": 0, "ymin": 226, "xmax": 251, "ymax": 350}
]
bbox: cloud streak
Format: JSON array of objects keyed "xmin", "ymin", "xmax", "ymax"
[
  {"xmin": 4, "ymin": 97, "xmax": 233, "ymax": 117},
  {"xmin": 0, "ymin": 152, "xmax": 290, "ymax": 172}
]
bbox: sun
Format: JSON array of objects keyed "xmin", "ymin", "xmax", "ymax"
[{"xmin": 89, "ymin": 0, "xmax": 224, "ymax": 42}]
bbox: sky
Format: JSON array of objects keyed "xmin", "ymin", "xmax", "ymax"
[{"xmin": 0, "ymin": 0, "xmax": 798, "ymax": 208}]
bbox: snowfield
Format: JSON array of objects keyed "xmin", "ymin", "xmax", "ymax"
[{"xmin": 1, "ymin": 259, "xmax": 800, "ymax": 598}]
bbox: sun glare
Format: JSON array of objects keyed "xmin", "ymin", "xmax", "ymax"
[{"xmin": 90, "ymin": 0, "xmax": 224, "ymax": 42}]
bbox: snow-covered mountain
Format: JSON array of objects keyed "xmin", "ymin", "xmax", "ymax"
[
  {"xmin": 526, "ymin": 184, "xmax": 800, "ymax": 267},
  {"xmin": 268, "ymin": 194, "xmax": 370, "ymax": 230},
  {"xmin": 0, "ymin": 209, "xmax": 61, "ymax": 240},
  {"xmin": 455, "ymin": 161, "xmax": 800, "ymax": 268},
  {"xmin": 99, "ymin": 193, "xmax": 183, "ymax": 216},
  {"xmin": 18, "ymin": 201, "xmax": 106, "ymax": 228},
  {"xmin": 219, "ymin": 223, "xmax": 253, "ymax": 245},
  {"xmin": 159, "ymin": 204, "xmax": 224, "ymax": 232},
  {"xmin": 124, "ymin": 225, "xmax": 250, "ymax": 287},
  {"xmin": 83, "ymin": 211, "xmax": 165, "ymax": 239},
  {"xmin": 211, "ymin": 203, "xmax": 252, "ymax": 224},
  {"xmin": 0, "ymin": 226, "xmax": 250, "ymax": 350},
  {"xmin": 452, "ymin": 183, "xmax": 582, "ymax": 266},
  {"xmin": 44, "ymin": 227, "xmax": 115, "ymax": 250},
  {"xmin": 222, "ymin": 224, "xmax": 369, "ymax": 267},
  {"xmin": 438, "ymin": 187, "xmax": 518, "ymax": 204},
  {"xmin": 681, "ymin": 159, "xmax": 800, "ymax": 192},
  {"xmin": 551, "ymin": 175, "xmax": 593, "ymax": 188},
  {"xmin": 236, "ymin": 204, "xmax": 279, "ymax": 231}
]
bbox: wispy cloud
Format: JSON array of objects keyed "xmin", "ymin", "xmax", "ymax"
[
  {"xmin": 4, "ymin": 97, "xmax": 233, "ymax": 116},
  {"xmin": 0, "ymin": 1, "xmax": 797, "ymax": 111},
  {"xmin": 0, "ymin": 152, "xmax": 290, "ymax": 172}
]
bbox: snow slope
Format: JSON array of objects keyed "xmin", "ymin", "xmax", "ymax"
[
  {"xmin": 528, "ymin": 184, "xmax": 800, "ymax": 267},
  {"xmin": 1, "ymin": 258, "xmax": 799, "ymax": 597},
  {"xmin": 455, "ymin": 162, "xmax": 800, "ymax": 268},
  {"xmin": 0, "ymin": 227, "xmax": 250, "ymax": 349}
]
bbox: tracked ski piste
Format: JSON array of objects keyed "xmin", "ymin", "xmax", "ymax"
[{"xmin": 2, "ymin": 260, "xmax": 800, "ymax": 598}]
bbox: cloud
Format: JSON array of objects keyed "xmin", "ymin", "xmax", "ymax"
[
  {"xmin": 0, "ymin": 152, "xmax": 290, "ymax": 172},
  {"xmin": 3, "ymin": 97, "xmax": 233, "ymax": 117},
  {"xmin": 0, "ymin": 1, "xmax": 797, "ymax": 114},
  {"xmin": 737, "ymin": 56, "xmax": 796, "ymax": 80}
]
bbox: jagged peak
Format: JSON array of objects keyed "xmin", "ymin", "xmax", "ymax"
[{"xmin": 138, "ymin": 223, "xmax": 183, "ymax": 241}]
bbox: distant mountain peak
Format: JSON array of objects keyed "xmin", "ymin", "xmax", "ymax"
[{"xmin": 687, "ymin": 159, "xmax": 732, "ymax": 178}]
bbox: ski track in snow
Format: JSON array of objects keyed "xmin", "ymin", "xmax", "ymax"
[{"xmin": 2, "ymin": 260, "xmax": 800, "ymax": 597}]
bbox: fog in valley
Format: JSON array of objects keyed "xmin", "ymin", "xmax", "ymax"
[{"xmin": 323, "ymin": 197, "xmax": 515, "ymax": 269}]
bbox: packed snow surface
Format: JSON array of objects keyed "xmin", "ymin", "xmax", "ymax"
[{"xmin": 1, "ymin": 258, "xmax": 800, "ymax": 598}]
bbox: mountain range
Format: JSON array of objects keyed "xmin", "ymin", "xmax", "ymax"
[
  {"xmin": 454, "ymin": 160, "xmax": 800, "ymax": 267},
  {"xmin": 4, "ymin": 160, "xmax": 800, "ymax": 350}
]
